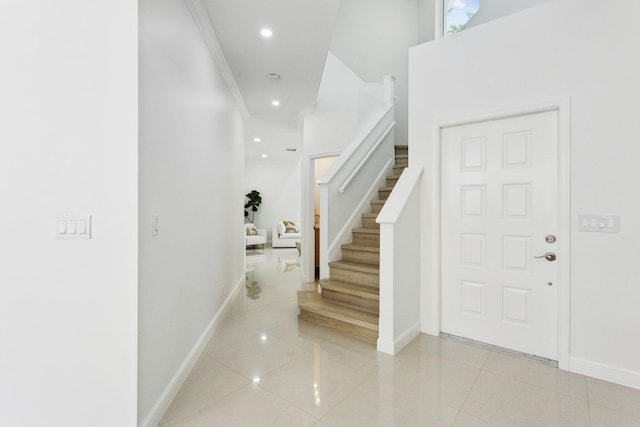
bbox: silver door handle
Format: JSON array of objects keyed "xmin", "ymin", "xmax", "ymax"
[{"xmin": 534, "ymin": 252, "xmax": 556, "ymax": 262}]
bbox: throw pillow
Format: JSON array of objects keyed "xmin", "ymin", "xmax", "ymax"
[
  {"xmin": 286, "ymin": 224, "xmax": 297, "ymax": 233},
  {"xmin": 277, "ymin": 222, "xmax": 286, "ymax": 236},
  {"xmin": 284, "ymin": 220, "xmax": 298, "ymax": 233},
  {"xmin": 246, "ymin": 226, "xmax": 257, "ymax": 236}
]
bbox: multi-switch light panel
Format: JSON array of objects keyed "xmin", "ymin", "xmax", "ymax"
[
  {"xmin": 578, "ymin": 215, "xmax": 619, "ymax": 233},
  {"xmin": 56, "ymin": 215, "xmax": 92, "ymax": 239}
]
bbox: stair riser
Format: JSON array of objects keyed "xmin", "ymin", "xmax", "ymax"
[
  {"xmin": 299, "ymin": 310, "xmax": 377, "ymax": 344},
  {"xmin": 396, "ymin": 159, "xmax": 408, "ymax": 167},
  {"xmin": 330, "ymin": 266, "xmax": 379, "ymax": 287},
  {"xmin": 341, "ymin": 248, "xmax": 379, "ymax": 265},
  {"xmin": 370, "ymin": 203, "xmax": 384, "ymax": 214},
  {"xmin": 393, "ymin": 166, "xmax": 406, "ymax": 175},
  {"xmin": 322, "ymin": 289, "xmax": 379, "ymax": 315},
  {"xmin": 352, "ymin": 233, "xmax": 380, "ymax": 247},
  {"xmin": 386, "ymin": 177, "xmax": 399, "ymax": 187},
  {"xmin": 361, "ymin": 216, "xmax": 379, "ymax": 229},
  {"xmin": 379, "ymin": 190, "xmax": 391, "ymax": 200},
  {"xmin": 394, "ymin": 146, "xmax": 408, "ymax": 156}
]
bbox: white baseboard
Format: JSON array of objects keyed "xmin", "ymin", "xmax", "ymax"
[
  {"xmin": 394, "ymin": 323, "xmax": 421, "ymax": 352},
  {"xmin": 139, "ymin": 274, "xmax": 245, "ymax": 427},
  {"xmin": 377, "ymin": 322, "xmax": 421, "ymax": 355},
  {"xmin": 570, "ymin": 356, "xmax": 640, "ymax": 390},
  {"xmin": 377, "ymin": 337, "xmax": 394, "ymax": 355},
  {"xmin": 420, "ymin": 322, "xmax": 440, "ymax": 337}
]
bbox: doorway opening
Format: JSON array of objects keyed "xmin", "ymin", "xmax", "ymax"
[{"xmin": 313, "ymin": 156, "xmax": 337, "ymax": 280}]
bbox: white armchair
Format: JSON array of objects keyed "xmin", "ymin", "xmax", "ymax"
[
  {"xmin": 244, "ymin": 223, "xmax": 266, "ymax": 248},
  {"xmin": 271, "ymin": 221, "xmax": 301, "ymax": 248}
]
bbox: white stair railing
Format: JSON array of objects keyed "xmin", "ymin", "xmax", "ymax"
[{"xmin": 316, "ymin": 76, "xmax": 396, "ymax": 280}]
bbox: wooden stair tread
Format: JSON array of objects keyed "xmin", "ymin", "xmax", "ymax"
[
  {"xmin": 352, "ymin": 227, "xmax": 380, "ymax": 234},
  {"xmin": 320, "ymin": 280, "xmax": 379, "ymax": 300},
  {"xmin": 341, "ymin": 244, "xmax": 379, "ymax": 253},
  {"xmin": 395, "ymin": 154, "xmax": 408, "ymax": 159},
  {"xmin": 379, "ymin": 186, "xmax": 394, "ymax": 191},
  {"xmin": 362, "ymin": 213, "xmax": 378, "ymax": 218},
  {"xmin": 298, "ymin": 291, "xmax": 378, "ymax": 330},
  {"xmin": 329, "ymin": 260, "xmax": 379, "ymax": 274}
]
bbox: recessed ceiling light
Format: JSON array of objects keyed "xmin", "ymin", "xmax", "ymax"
[
  {"xmin": 260, "ymin": 28, "xmax": 273, "ymax": 38},
  {"xmin": 261, "ymin": 154, "xmax": 268, "ymax": 158},
  {"xmin": 271, "ymin": 100, "xmax": 280, "ymax": 107},
  {"xmin": 266, "ymin": 73, "xmax": 280, "ymax": 80},
  {"xmin": 253, "ymin": 137, "xmax": 261, "ymax": 143}
]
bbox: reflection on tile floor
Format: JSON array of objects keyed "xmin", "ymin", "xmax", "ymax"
[{"xmin": 160, "ymin": 247, "xmax": 640, "ymax": 426}]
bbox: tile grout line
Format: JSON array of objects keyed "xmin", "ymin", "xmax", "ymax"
[
  {"xmin": 452, "ymin": 351, "xmax": 490, "ymax": 426},
  {"xmin": 584, "ymin": 376, "xmax": 593, "ymax": 427},
  {"xmin": 255, "ymin": 377, "xmax": 321, "ymax": 423},
  {"xmin": 256, "ymin": 343, "xmax": 375, "ymax": 422},
  {"xmin": 480, "ymin": 350, "xmax": 594, "ymax": 404}
]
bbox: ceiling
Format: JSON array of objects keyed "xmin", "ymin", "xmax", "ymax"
[{"xmin": 202, "ymin": 0, "xmax": 342, "ymax": 161}]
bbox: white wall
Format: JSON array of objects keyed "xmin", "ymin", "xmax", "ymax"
[
  {"xmin": 303, "ymin": 52, "xmax": 367, "ymax": 157},
  {"xmin": 410, "ymin": 0, "xmax": 640, "ymax": 388},
  {"xmin": 138, "ymin": 0, "xmax": 245, "ymax": 423},
  {"xmin": 245, "ymin": 159, "xmax": 302, "ymax": 241},
  {"xmin": 465, "ymin": 0, "xmax": 550, "ymax": 29},
  {"xmin": 0, "ymin": 2, "xmax": 138, "ymax": 426},
  {"xmin": 330, "ymin": 0, "xmax": 420, "ymax": 145},
  {"xmin": 417, "ymin": 0, "xmax": 437, "ymax": 44}
]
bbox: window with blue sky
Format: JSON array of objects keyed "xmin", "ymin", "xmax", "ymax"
[{"xmin": 445, "ymin": 0, "xmax": 480, "ymax": 36}]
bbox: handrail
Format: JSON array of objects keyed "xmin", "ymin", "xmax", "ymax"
[
  {"xmin": 316, "ymin": 105, "xmax": 392, "ymax": 186},
  {"xmin": 338, "ymin": 121, "xmax": 396, "ymax": 194}
]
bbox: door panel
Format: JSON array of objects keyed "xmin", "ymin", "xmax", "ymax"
[{"xmin": 441, "ymin": 111, "xmax": 559, "ymax": 360}]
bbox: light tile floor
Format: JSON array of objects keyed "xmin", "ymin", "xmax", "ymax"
[{"xmin": 160, "ymin": 247, "xmax": 640, "ymax": 426}]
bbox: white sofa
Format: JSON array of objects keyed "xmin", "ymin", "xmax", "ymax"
[
  {"xmin": 244, "ymin": 223, "xmax": 267, "ymax": 248},
  {"xmin": 272, "ymin": 221, "xmax": 301, "ymax": 248}
]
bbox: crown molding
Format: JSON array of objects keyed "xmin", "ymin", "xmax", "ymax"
[{"xmin": 184, "ymin": 0, "xmax": 250, "ymax": 119}]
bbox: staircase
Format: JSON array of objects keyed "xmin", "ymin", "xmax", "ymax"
[{"xmin": 298, "ymin": 146, "xmax": 408, "ymax": 343}]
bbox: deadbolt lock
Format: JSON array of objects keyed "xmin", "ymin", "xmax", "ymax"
[{"xmin": 545, "ymin": 235, "xmax": 556, "ymax": 243}]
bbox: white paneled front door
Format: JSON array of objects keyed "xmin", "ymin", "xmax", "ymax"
[{"xmin": 441, "ymin": 111, "xmax": 559, "ymax": 360}]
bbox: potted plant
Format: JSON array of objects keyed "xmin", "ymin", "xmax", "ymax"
[{"xmin": 244, "ymin": 190, "xmax": 262, "ymax": 223}]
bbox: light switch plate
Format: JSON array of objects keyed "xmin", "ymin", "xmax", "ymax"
[
  {"xmin": 57, "ymin": 215, "xmax": 92, "ymax": 239},
  {"xmin": 578, "ymin": 215, "xmax": 619, "ymax": 233},
  {"xmin": 152, "ymin": 214, "xmax": 160, "ymax": 237}
]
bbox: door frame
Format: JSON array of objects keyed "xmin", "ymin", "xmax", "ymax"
[
  {"xmin": 302, "ymin": 151, "xmax": 341, "ymax": 284},
  {"xmin": 427, "ymin": 98, "xmax": 571, "ymax": 369}
]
